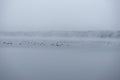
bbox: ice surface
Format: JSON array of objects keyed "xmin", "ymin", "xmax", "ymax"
[{"xmin": 0, "ymin": 31, "xmax": 120, "ymax": 80}]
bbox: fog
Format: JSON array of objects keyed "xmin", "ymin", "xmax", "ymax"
[
  {"xmin": 0, "ymin": 0, "xmax": 120, "ymax": 31},
  {"xmin": 0, "ymin": 0, "xmax": 120, "ymax": 80}
]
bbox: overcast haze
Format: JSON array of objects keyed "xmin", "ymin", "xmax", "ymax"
[
  {"xmin": 0, "ymin": 1, "xmax": 120, "ymax": 80},
  {"xmin": 0, "ymin": 0, "xmax": 120, "ymax": 31}
]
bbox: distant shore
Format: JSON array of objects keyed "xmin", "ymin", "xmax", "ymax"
[{"xmin": 0, "ymin": 31, "xmax": 120, "ymax": 38}]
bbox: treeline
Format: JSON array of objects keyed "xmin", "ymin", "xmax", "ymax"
[{"xmin": 0, "ymin": 31, "xmax": 120, "ymax": 38}]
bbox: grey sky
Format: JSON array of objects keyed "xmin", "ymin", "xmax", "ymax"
[{"xmin": 0, "ymin": 0, "xmax": 120, "ymax": 31}]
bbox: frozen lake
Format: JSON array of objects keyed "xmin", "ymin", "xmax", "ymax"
[
  {"xmin": 0, "ymin": 46, "xmax": 120, "ymax": 80},
  {"xmin": 0, "ymin": 31, "xmax": 120, "ymax": 80}
]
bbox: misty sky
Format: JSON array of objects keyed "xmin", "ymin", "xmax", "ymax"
[{"xmin": 0, "ymin": 0, "xmax": 120, "ymax": 31}]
